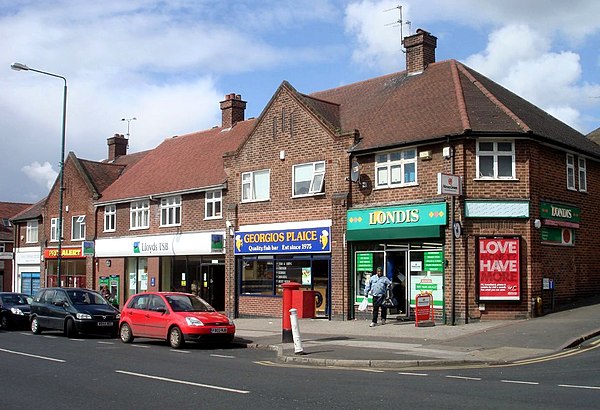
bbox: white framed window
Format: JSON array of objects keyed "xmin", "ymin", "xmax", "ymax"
[
  {"xmin": 26, "ymin": 220, "xmax": 38, "ymax": 243},
  {"xmin": 104, "ymin": 205, "xmax": 116, "ymax": 232},
  {"xmin": 375, "ymin": 149, "xmax": 417, "ymax": 188},
  {"xmin": 578, "ymin": 157, "xmax": 587, "ymax": 192},
  {"xmin": 476, "ymin": 140, "xmax": 515, "ymax": 179},
  {"xmin": 205, "ymin": 190, "xmax": 222, "ymax": 219},
  {"xmin": 293, "ymin": 161, "xmax": 325, "ymax": 196},
  {"xmin": 2, "ymin": 218, "xmax": 11, "ymax": 227},
  {"xmin": 130, "ymin": 200, "xmax": 150, "ymax": 230},
  {"xmin": 160, "ymin": 196, "xmax": 181, "ymax": 227},
  {"xmin": 566, "ymin": 154, "xmax": 575, "ymax": 190},
  {"xmin": 242, "ymin": 169, "xmax": 270, "ymax": 202},
  {"xmin": 72, "ymin": 215, "xmax": 86, "ymax": 241},
  {"xmin": 50, "ymin": 218, "xmax": 63, "ymax": 242}
]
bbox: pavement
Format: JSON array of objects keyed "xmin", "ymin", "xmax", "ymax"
[{"xmin": 232, "ymin": 298, "xmax": 600, "ymax": 369}]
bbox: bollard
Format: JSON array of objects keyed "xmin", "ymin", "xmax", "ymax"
[
  {"xmin": 281, "ymin": 282, "xmax": 301, "ymax": 342},
  {"xmin": 289, "ymin": 308, "xmax": 304, "ymax": 355}
]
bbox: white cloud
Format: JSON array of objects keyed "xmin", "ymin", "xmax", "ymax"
[
  {"xmin": 22, "ymin": 161, "xmax": 57, "ymax": 191},
  {"xmin": 344, "ymin": 0, "xmax": 408, "ymax": 73}
]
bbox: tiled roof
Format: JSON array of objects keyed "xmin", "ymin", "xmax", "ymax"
[
  {"xmin": 10, "ymin": 199, "xmax": 44, "ymax": 222},
  {"xmin": 309, "ymin": 59, "xmax": 600, "ymax": 157},
  {"xmin": 0, "ymin": 201, "xmax": 31, "ymax": 241},
  {"xmin": 78, "ymin": 158, "xmax": 127, "ymax": 197},
  {"xmin": 98, "ymin": 119, "xmax": 255, "ymax": 203},
  {"xmin": 587, "ymin": 127, "xmax": 600, "ymax": 145}
]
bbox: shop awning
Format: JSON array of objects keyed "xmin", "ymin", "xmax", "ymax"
[{"xmin": 346, "ymin": 225, "xmax": 442, "ymax": 241}]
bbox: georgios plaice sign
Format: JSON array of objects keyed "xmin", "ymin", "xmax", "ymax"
[
  {"xmin": 477, "ymin": 237, "xmax": 520, "ymax": 301},
  {"xmin": 234, "ymin": 226, "xmax": 331, "ymax": 255}
]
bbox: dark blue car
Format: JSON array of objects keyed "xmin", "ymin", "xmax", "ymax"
[
  {"xmin": 30, "ymin": 288, "xmax": 120, "ymax": 338},
  {"xmin": 0, "ymin": 292, "xmax": 32, "ymax": 330}
]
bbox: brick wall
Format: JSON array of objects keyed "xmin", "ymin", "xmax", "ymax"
[{"xmin": 224, "ymin": 84, "xmax": 354, "ymax": 318}]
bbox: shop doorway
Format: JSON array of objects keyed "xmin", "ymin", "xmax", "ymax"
[
  {"xmin": 386, "ymin": 251, "xmax": 408, "ymax": 317},
  {"xmin": 200, "ymin": 264, "xmax": 225, "ymax": 311}
]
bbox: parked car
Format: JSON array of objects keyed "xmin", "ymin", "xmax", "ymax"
[
  {"xmin": 119, "ymin": 292, "xmax": 235, "ymax": 348},
  {"xmin": 29, "ymin": 288, "xmax": 120, "ymax": 338},
  {"xmin": 0, "ymin": 292, "xmax": 32, "ymax": 330}
]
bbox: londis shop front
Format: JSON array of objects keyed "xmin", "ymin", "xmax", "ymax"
[
  {"xmin": 347, "ymin": 202, "xmax": 447, "ymax": 321},
  {"xmin": 233, "ymin": 220, "xmax": 331, "ymax": 319}
]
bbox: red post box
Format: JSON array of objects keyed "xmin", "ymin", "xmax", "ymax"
[
  {"xmin": 281, "ymin": 282, "xmax": 301, "ymax": 342},
  {"xmin": 292, "ymin": 290, "xmax": 316, "ymax": 318}
]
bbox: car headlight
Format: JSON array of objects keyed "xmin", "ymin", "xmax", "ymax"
[
  {"xmin": 10, "ymin": 307, "xmax": 24, "ymax": 315},
  {"xmin": 76, "ymin": 313, "xmax": 92, "ymax": 320},
  {"xmin": 115, "ymin": 313, "xmax": 120, "ymax": 319},
  {"xmin": 185, "ymin": 317, "xmax": 204, "ymax": 326},
  {"xmin": 228, "ymin": 318, "xmax": 235, "ymax": 326}
]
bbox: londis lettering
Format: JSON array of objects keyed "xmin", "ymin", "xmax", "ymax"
[
  {"xmin": 551, "ymin": 206, "xmax": 572, "ymax": 219},
  {"xmin": 369, "ymin": 209, "xmax": 419, "ymax": 225}
]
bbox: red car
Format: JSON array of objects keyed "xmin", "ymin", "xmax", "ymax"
[{"xmin": 119, "ymin": 292, "xmax": 235, "ymax": 348}]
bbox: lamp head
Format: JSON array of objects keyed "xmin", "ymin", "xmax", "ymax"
[{"xmin": 11, "ymin": 62, "xmax": 29, "ymax": 71}]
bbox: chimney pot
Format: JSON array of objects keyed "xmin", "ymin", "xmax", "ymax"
[
  {"xmin": 107, "ymin": 134, "xmax": 128, "ymax": 161},
  {"xmin": 220, "ymin": 93, "xmax": 247, "ymax": 128},
  {"xmin": 403, "ymin": 28, "xmax": 437, "ymax": 75}
]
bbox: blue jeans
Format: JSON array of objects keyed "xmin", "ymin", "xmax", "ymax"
[{"xmin": 372, "ymin": 294, "xmax": 387, "ymax": 323}]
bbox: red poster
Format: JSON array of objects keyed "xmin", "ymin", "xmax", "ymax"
[{"xmin": 478, "ymin": 238, "xmax": 520, "ymax": 301}]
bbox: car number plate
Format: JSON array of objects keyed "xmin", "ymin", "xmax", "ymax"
[
  {"xmin": 98, "ymin": 321, "xmax": 113, "ymax": 326},
  {"xmin": 211, "ymin": 327, "xmax": 227, "ymax": 333}
]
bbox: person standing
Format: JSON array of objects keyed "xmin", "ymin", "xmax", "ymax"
[{"xmin": 364, "ymin": 267, "xmax": 391, "ymax": 327}]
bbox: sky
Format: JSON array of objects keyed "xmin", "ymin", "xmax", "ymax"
[{"xmin": 2, "ymin": 0, "xmax": 600, "ymax": 204}]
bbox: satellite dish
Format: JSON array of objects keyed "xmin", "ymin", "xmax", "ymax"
[{"xmin": 350, "ymin": 159, "xmax": 360, "ymax": 183}]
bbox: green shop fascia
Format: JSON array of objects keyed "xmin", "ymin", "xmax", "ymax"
[{"xmin": 347, "ymin": 202, "xmax": 447, "ymax": 309}]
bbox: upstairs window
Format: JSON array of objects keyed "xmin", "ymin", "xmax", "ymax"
[
  {"xmin": 160, "ymin": 196, "xmax": 181, "ymax": 227},
  {"xmin": 566, "ymin": 154, "xmax": 575, "ymax": 190},
  {"xmin": 242, "ymin": 169, "xmax": 270, "ymax": 202},
  {"xmin": 72, "ymin": 215, "xmax": 86, "ymax": 241},
  {"xmin": 50, "ymin": 218, "xmax": 63, "ymax": 242},
  {"xmin": 578, "ymin": 157, "xmax": 587, "ymax": 192},
  {"xmin": 2, "ymin": 218, "xmax": 11, "ymax": 227},
  {"xmin": 26, "ymin": 220, "xmax": 38, "ymax": 243},
  {"xmin": 293, "ymin": 161, "xmax": 325, "ymax": 196},
  {"xmin": 375, "ymin": 149, "xmax": 417, "ymax": 188},
  {"xmin": 205, "ymin": 190, "xmax": 222, "ymax": 219},
  {"xmin": 476, "ymin": 140, "xmax": 515, "ymax": 179},
  {"xmin": 130, "ymin": 200, "xmax": 150, "ymax": 230},
  {"xmin": 104, "ymin": 205, "xmax": 116, "ymax": 232}
]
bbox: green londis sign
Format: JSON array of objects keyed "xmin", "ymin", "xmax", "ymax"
[
  {"xmin": 424, "ymin": 251, "xmax": 444, "ymax": 272},
  {"xmin": 356, "ymin": 253, "xmax": 373, "ymax": 271}
]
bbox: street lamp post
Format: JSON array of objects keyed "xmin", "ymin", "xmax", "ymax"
[{"xmin": 11, "ymin": 62, "xmax": 67, "ymax": 287}]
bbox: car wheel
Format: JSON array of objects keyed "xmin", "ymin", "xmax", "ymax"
[
  {"xmin": 169, "ymin": 326, "xmax": 185, "ymax": 349},
  {"xmin": 120, "ymin": 323, "xmax": 134, "ymax": 343},
  {"xmin": 0, "ymin": 314, "xmax": 9, "ymax": 330},
  {"xmin": 31, "ymin": 316, "xmax": 42, "ymax": 334},
  {"xmin": 65, "ymin": 319, "xmax": 78, "ymax": 338}
]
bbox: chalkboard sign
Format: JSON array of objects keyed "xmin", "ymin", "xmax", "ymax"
[{"xmin": 275, "ymin": 261, "xmax": 302, "ymax": 285}]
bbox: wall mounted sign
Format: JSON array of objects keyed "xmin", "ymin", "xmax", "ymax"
[
  {"xmin": 44, "ymin": 248, "xmax": 85, "ymax": 259},
  {"xmin": 437, "ymin": 172, "xmax": 462, "ymax": 196},
  {"xmin": 477, "ymin": 237, "xmax": 520, "ymax": 301},
  {"xmin": 234, "ymin": 226, "xmax": 331, "ymax": 255}
]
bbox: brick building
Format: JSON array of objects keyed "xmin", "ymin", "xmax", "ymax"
[
  {"xmin": 0, "ymin": 201, "xmax": 31, "ymax": 291},
  {"xmin": 224, "ymin": 29, "xmax": 600, "ymax": 322},
  {"xmin": 94, "ymin": 96, "xmax": 254, "ymax": 310},
  {"xmin": 11, "ymin": 29, "xmax": 600, "ymax": 324}
]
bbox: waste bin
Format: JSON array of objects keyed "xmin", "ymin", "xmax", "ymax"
[{"xmin": 291, "ymin": 290, "xmax": 316, "ymax": 318}]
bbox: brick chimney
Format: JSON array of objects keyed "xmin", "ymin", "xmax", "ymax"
[
  {"xmin": 220, "ymin": 93, "xmax": 246, "ymax": 128},
  {"xmin": 107, "ymin": 134, "xmax": 128, "ymax": 161},
  {"xmin": 403, "ymin": 29, "xmax": 437, "ymax": 75}
]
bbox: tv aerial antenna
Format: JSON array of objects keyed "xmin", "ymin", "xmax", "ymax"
[{"xmin": 384, "ymin": 5, "xmax": 411, "ymax": 53}]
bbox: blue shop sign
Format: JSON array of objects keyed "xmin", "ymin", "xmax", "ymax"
[{"xmin": 234, "ymin": 226, "xmax": 331, "ymax": 255}]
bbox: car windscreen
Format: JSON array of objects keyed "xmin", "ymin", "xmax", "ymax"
[
  {"xmin": 1, "ymin": 294, "xmax": 30, "ymax": 305},
  {"xmin": 66, "ymin": 290, "xmax": 109, "ymax": 306},
  {"xmin": 164, "ymin": 295, "xmax": 215, "ymax": 312}
]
